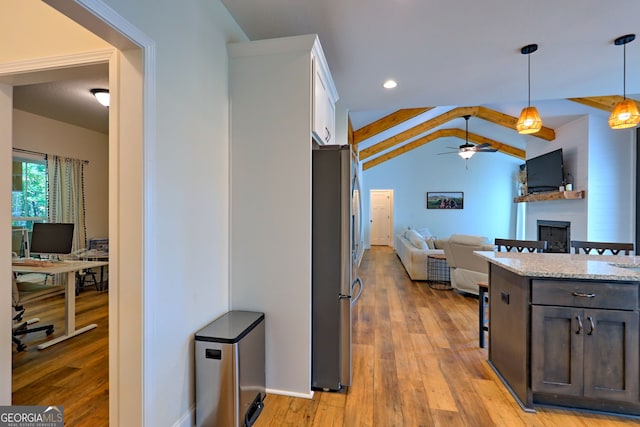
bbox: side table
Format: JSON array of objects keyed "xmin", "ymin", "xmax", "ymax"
[{"xmin": 427, "ymin": 254, "xmax": 451, "ymax": 290}]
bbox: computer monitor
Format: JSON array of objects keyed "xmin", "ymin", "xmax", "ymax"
[{"xmin": 29, "ymin": 222, "xmax": 75, "ymax": 257}]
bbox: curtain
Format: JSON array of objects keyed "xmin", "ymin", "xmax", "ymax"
[{"xmin": 47, "ymin": 155, "xmax": 87, "ymax": 252}]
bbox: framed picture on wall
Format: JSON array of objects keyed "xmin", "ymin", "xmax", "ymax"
[{"xmin": 426, "ymin": 192, "xmax": 464, "ymax": 209}]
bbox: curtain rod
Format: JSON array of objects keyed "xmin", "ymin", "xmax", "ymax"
[{"xmin": 12, "ymin": 148, "xmax": 89, "ymax": 164}]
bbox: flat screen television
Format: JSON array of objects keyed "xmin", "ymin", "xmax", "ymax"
[
  {"xmin": 526, "ymin": 148, "xmax": 565, "ymax": 194},
  {"xmin": 29, "ymin": 222, "xmax": 75, "ymax": 257}
]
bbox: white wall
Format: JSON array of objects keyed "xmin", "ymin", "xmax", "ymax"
[
  {"xmin": 524, "ymin": 115, "xmax": 636, "ymax": 244},
  {"xmin": 12, "ymin": 110, "xmax": 109, "ymax": 239},
  {"xmin": 228, "ymin": 35, "xmax": 316, "ymax": 397},
  {"xmin": 587, "ymin": 116, "xmax": 636, "ymax": 242},
  {"xmin": 524, "ymin": 116, "xmax": 590, "ymax": 240},
  {"xmin": 96, "ymin": 1, "xmax": 247, "ymax": 425},
  {"xmin": 362, "ymin": 137, "xmax": 522, "ymax": 242}
]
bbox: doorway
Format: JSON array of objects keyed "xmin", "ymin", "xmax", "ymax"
[
  {"xmin": 2, "ymin": 1, "xmax": 148, "ymax": 425},
  {"xmin": 369, "ymin": 189, "xmax": 394, "ymax": 246}
]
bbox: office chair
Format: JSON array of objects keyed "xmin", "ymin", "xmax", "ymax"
[{"xmin": 12, "ymin": 274, "xmax": 56, "ymax": 352}]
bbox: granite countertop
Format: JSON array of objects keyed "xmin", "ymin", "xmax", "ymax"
[{"xmin": 475, "ymin": 251, "xmax": 640, "ymax": 281}]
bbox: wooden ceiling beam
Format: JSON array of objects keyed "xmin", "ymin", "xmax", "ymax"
[
  {"xmin": 362, "ymin": 128, "xmax": 525, "ymax": 170},
  {"xmin": 475, "ymin": 106, "xmax": 555, "ymax": 141},
  {"xmin": 360, "ymin": 106, "xmax": 478, "ymax": 160},
  {"xmin": 352, "ymin": 108, "xmax": 433, "ymax": 145},
  {"xmin": 449, "ymin": 128, "xmax": 526, "ymax": 159},
  {"xmin": 360, "ymin": 105, "xmax": 555, "ymax": 161},
  {"xmin": 568, "ymin": 95, "xmax": 640, "ymax": 112}
]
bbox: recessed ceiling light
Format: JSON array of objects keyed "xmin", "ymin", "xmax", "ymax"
[{"xmin": 383, "ymin": 79, "xmax": 397, "ymax": 89}]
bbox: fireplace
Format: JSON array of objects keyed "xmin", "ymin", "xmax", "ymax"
[{"xmin": 537, "ymin": 220, "xmax": 571, "ymax": 253}]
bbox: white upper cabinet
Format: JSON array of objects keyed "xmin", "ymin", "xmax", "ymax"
[
  {"xmin": 313, "ymin": 55, "xmax": 337, "ymax": 144},
  {"xmin": 312, "ymin": 43, "xmax": 338, "ymax": 145}
]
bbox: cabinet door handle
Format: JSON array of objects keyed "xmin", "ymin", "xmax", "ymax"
[
  {"xmin": 572, "ymin": 291, "xmax": 596, "ymax": 298},
  {"xmin": 576, "ymin": 315, "xmax": 583, "ymax": 335},
  {"xmin": 324, "ymin": 127, "xmax": 331, "ymax": 142},
  {"xmin": 587, "ymin": 316, "xmax": 595, "ymax": 335}
]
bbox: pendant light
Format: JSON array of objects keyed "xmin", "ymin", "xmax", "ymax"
[
  {"xmin": 516, "ymin": 44, "xmax": 543, "ymax": 134},
  {"xmin": 609, "ymin": 34, "xmax": 640, "ymax": 129},
  {"xmin": 458, "ymin": 115, "xmax": 475, "ymax": 160}
]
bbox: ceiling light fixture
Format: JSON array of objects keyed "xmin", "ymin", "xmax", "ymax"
[
  {"xmin": 458, "ymin": 115, "xmax": 475, "ymax": 160},
  {"xmin": 516, "ymin": 44, "xmax": 542, "ymax": 134},
  {"xmin": 383, "ymin": 79, "xmax": 397, "ymax": 89},
  {"xmin": 609, "ymin": 34, "xmax": 640, "ymax": 130},
  {"xmin": 90, "ymin": 88, "xmax": 110, "ymax": 107}
]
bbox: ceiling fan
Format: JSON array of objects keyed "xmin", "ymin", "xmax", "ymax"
[{"xmin": 439, "ymin": 115, "xmax": 498, "ymax": 160}]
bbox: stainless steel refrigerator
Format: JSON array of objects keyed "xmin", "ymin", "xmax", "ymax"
[{"xmin": 312, "ymin": 144, "xmax": 364, "ymax": 391}]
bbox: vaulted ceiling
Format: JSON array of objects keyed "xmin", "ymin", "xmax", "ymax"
[
  {"xmin": 223, "ymin": 0, "xmax": 640, "ymax": 167},
  {"xmin": 351, "ymin": 97, "xmax": 639, "ymax": 169}
]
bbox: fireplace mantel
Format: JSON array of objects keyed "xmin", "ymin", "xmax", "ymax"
[{"xmin": 514, "ymin": 190, "xmax": 584, "ymax": 203}]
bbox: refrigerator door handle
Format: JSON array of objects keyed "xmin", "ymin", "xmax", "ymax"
[{"xmin": 351, "ymin": 277, "xmax": 364, "ymax": 305}]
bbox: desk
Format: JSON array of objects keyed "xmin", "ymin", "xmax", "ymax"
[{"xmin": 12, "ymin": 260, "xmax": 108, "ymax": 350}]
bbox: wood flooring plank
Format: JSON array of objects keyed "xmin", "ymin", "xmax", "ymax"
[
  {"xmin": 415, "ymin": 352, "xmax": 458, "ymax": 412},
  {"xmin": 12, "ymin": 289, "xmax": 109, "ymax": 427},
  {"xmin": 258, "ymin": 247, "xmax": 640, "ymax": 426},
  {"xmin": 343, "ymin": 343, "xmax": 374, "ymax": 427},
  {"xmin": 373, "ymin": 357, "xmax": 404, "ymax": 426},
  {"xmin": 14, "ymin": 247, "xmax": 640, "ymax": 426}
]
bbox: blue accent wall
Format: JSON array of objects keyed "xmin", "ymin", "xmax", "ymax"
[{"xmin": 361, "ymin": 137, "xmax": 522, "ymax": 244}]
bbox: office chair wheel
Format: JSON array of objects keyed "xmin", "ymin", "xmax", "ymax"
[
  {"xmin": 46, "ymin": 327, "xmax": 54, "ymax": 336},
  {"xmin": 16, "ymin": 343, "xmax": 26, "ymax": 352}
]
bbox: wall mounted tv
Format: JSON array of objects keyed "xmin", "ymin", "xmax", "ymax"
[{"xmin": 526, "ymin": 148, "xmax": 565, "ymax": 194}]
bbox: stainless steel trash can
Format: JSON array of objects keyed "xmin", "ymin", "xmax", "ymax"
[{"xmin": 195, "ymin": 311, "xmax": 266, "ymax": 427}]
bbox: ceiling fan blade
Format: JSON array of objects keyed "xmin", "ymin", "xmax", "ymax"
[
  {"xmin": 474, "ymin": 142, "xmax": 491, "ymax": 149},
  {"xmin": 476, "ymin": 148, "xmax": 498, "ymax": 152},
  {"xmin": 437, "ymin": 151, "xmax": 459, "ymax": 155}
]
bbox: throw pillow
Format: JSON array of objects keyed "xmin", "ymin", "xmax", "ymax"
[
  {"xmin": 425, "ymin": 237, "xmax": 436, "ymax": 249},
  {"xmin": 407, "ymin": 229, "xmax": 428, "ymax": 249},
  {"xmin": 415, "ymin": 227, "xmax": 433, "ymax": 239}
]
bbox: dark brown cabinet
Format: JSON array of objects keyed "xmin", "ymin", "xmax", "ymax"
[
  {"xmin": 487, "ymin": 264, "xmax": 640, "ymax": 415},
  {"xmin": 532, "ymin": 306, "xmax": 639, "ymax": 402}
]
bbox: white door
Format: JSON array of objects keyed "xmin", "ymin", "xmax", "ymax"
[{"xmin": 370, "ymin": 190, "xmax": 393, "ymax": 246}]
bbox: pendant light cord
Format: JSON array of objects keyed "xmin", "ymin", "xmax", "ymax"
[
  {"xmin": 623, "ymin": 41, "xmax": 627, "ymax": 100},
  {"xmin": 527, "ymin": 53, "xmax": 531, "ymax": 108}
]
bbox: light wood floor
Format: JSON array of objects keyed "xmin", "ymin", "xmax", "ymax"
[
  {"xmin": 12, "ymin": 286, "xmax": 109, "ymax": 427},
  {"xmin": 11, "ymin": 248, "xmax": 640, "ymax": 426},
  {"xmin": 255, "ymin": 246, "xmax": 640, "ymax": 426}
]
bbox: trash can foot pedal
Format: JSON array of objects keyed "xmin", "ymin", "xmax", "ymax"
[{"xmin": 244, "ymin": 393, "xmax": 264, "ymax": 427}]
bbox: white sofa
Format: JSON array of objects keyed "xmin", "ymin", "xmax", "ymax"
[
  {"xmin": 438, "ymin": 234, "xmax": 494, "ymax": 295},
  {"xmin": 394, "ymin": 228, "xmax": 444, "ymax": 280}
]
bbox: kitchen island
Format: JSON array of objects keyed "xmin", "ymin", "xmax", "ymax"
[{"xmin": 475, "ymin": 251, "xmax": 640, "ymax": 416}]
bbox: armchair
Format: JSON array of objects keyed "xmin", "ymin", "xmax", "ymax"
[{"xmin": 438, "ymin": 234, "xmax": 494, "ymax": 295}]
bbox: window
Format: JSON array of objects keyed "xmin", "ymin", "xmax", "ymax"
[{"xmin": 12, "ymin": 156, "xmax": 48, "ymax": 227}]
